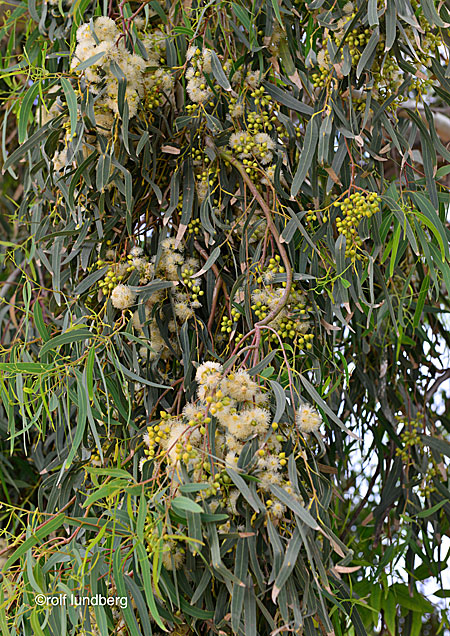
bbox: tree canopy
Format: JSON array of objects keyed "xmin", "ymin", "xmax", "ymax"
[{"xmin": 1, "ymin": 0, "xmax": 450, "ymax": 634}]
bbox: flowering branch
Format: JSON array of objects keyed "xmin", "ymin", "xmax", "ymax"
[{"xmin": 217, "ymin": 150, "xmax": 293, "ymax": 327}]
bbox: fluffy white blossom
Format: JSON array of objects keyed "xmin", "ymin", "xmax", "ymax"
[
  {"xmin": 174, "ymin": 300, "xmax": 195, "ymax": 321},
  {"xmin": 245, "ymin": 70, "xmax": 261, "ymax": 88},
  {"xmin": 196, "ymin": 361, "xmax": 223, "ymax": 384},
  {"xmin": 229, "ymin": 100, "xmax": 244, "ymax": 118},
  {"xmin": 296, "ymin": 403, "xmax": 322, "ymax": 433},
  {"xmin": 183, "ymin": 402, "xmax": 203, "ymax": 422},
  {"xmin": 202, "ymin": 48, "xmax": 213, "ymax": 74},
  {"xmin": 271, "ymin": 501, "xmax": 285, "ymax": 518},
  {"xmin": 186, "ymin": 77, "xmax": 213, "ymax": 103},
  {"xmin": 71, "ymin": 18, "xmax": 169, "ymax": 120},
  {"xmin": 111, "ymin": 284, "xmax": 136, "ymax": 309},
  {"xmin": 196, "ymin": 180, "xmax": 209, "ymax": 202},
  {"xmin": 161, "ymin": 545, "xmax": 184, "ymax": 570},
  {"xmin": 220, "ymin": 370, "xmax": 258, "ymax": 401},
  {"xmin": 186, "ymin": 46, "xmax": 198, "ymax": 61}
]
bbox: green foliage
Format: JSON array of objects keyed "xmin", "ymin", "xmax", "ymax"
[{"xmin": 1, "ymin": 0, "xmax": 450, "ymax": 634}]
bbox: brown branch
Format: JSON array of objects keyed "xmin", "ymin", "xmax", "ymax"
[
  {"xmin": 218, "ymin": 151, "xmax": 293, "ymax": 326},
  {"xmin": 425, "ymin": 369, "xmax": 450, "ymax": 403},
  {"xmin": 193, "ymin": 239, "xmax": 229, "ymax": 302}
]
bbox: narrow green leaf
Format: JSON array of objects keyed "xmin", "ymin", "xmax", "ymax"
[
  {"xmin": 279, "ymin": 37, "xmax": 296, "ymax": 76},
  {"xmin": 179, "ymin": 483, "xmax": 210, "ymax": 493},
  {"xmin": 112, "ymin": 547, "xmax": 142, "ymax": 636},
  {"xmin": 248, "ymin": 350, "xmax": 277, "ymax": 376},
  {"xmin": 64, "ymin": 373, "xmax": 88, "ymax": 469},
  {"xmin": 3, "ymin": 120, "xmax": 52, "ymax": 173},
  {"xmin": 434, "ymin": 589, "xmax": 450, "ymax": 598},
  {"xmin": 271, "ymin": 0, "xmax": 283, "ymax": 26},
  {"xmin": 191, "ymin": 247, "xmax": 221, "ymax": 278},
  {"xmin": 209, "ymin": 50, "xmax": 231, "ymax": 91},
  {"xmin": 291, "ymin": 116, "xmax": 319, "ymax": 197},
  {"xmin": 30, "ymin": 609, "xmax": 46, "ymax": 636},
  {"xmin": 0, "ymin": 362, "xmax": 52, "ymax": 373},
  {"xmin": 416, "ymin": 500, "xmax": 447, "ymax": 518},
  {"xmin": 299, "ymin": 374, "xmax": 360, "ymax": 440},
  {"xmin": 86, "ymin": 346, "xmax": 95, "ymax": 401},
  {"xmin": 411, "ymin": 192, "xmax": 449, "ymax": 260},
  {"xmin": 231, "ymin": 3, "xmax": 252, "ymax": 32},
  {"xmin": 136, "ymin": 542, "xmax": 168, "ymax": 631},
  {"xmin": 82, "ymin": 480, "xmax": 128, "ymax": 508},
  {"xmin": 73, "ymin": 50, "xmax": 106, "ymax": 71},
  {"xmin": 356, "ymin": 27, "xmax": 379, "ymax": 78},
  {"xmin": 85, "ymin": 467, "xmax": 132, "ymax": 479},
  {"xmin": 389, "ymin": 222, "xmax": 401, "ymax": 278},
  {"xmin": 73, "ymin": 265, "xmax": 108, "ymax": 295},
  {"xmin": 411, "ymin": 210, "xmax": 446, "ymax": 262},
  {"xmin": 226, "ymin": 467, "xmax": 263, "ymax": 513},
  {"xmin": 180, "ymin": 157, "xmax": 195, "ymax": 230},
  {"xmin": 421, "ymin": 0, "xmax": 448, "ymax": 27},
  {"xmin": 106, "ymin": 350, "xmax": 170, "ymax": 389},
  {"xmin": 318, "ymin": 113, "xmax": 332, "ymax": 165},
  {"xmin": 272, "ymin": 527, "xmax": 302, "ymax": 601},
  {"xmin": 262, "ymin": 81, "xmax": 313, "ymax": 116},
  {"xmin": 231, "ymin": 538, "xmax": 249, "ymax": 632},
  {"xmin": 244, "ymin": 578, "xmax": 257, "ymax": 636},
  {"xmin": 269, "ymin": 484, "xmax": 319, "ymax": 530},
  {"xmin": 385, "ymin": 1, "xmax": 396, "ymax": 49},
  {"xmin": 171, "ymin": 496, "xmax": 204, "ymax": 514},
  {"xmin": 60, "ymin": 77, "xmax": 78, "ymax": 137},
  {"xmin": 368, "ymin": 0, "xmax": 379, "ymax": 26},
  {"xmin": 18, "ymin": 81, "xmax": 40, "ymax": 143},
  {"xmin": 269, "ymin": 380, "xmax": 286, "ymax": 422},
  {"xmin": 208, "ymin": 522, "xmax": 246, "ymax": 587},
  {"xmin": 39, "ymin": 329, "xmax": 94, "ymax": 358}
]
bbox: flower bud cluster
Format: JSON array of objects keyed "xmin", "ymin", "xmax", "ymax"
[
  {"xmin": 394, "ymin": 412, "xmax": 439, "ymax": 497},
  {"xmin": 333, "ymin": 191, "xmax": 381, "ymax": 259}
]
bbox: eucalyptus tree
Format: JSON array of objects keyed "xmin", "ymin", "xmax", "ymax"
[{"xmin": 1, "ymin": 0, "xmax": 450, "ymax": 634}]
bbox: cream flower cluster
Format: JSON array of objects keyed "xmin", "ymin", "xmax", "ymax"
[
  {"xmin": 245, "ymin": 70, "xmax": 262, "ymax": 89},
  {"xmin": 72, "ymin": 18, "xmax": 144, "ymax": 117},
  {"xmin": 71, "ymin": 17, "xmax": 173, "ymax": 119},
  {"xmin": 185, "ymin": 47, "xmax": 242, "ymax": 103},
  {"xmin": 98, "ymin": 245, "xmax": 142, "ymax": 296},
  {"xmin": 161, "ymin": 541, "xmax": 184, "ymax": 570},
  {"xmin": 229, "ymin": 131, "xmax": 275, "ymax": 165},
  {"xmin": 250, "ymin": 284, "xmax": 313, "ymax": 345},
  {"xmin": 295, "ymin": 403, "xmax": 322, "ymax": 434},
  {"xmin": 233, "ymin": 207, "xmax": 267, "ymax": 244},
  {"xmin": 129, "ymin": 239, "xmax": 204, "ymax": 360},
  {"xmin": 156, "ymin": 237, "xmax": 199, "ymax": 283},
  {"xmin": 111, "ymin": 284, "xmax": 136, "ymax": 309},
  {"xmin": 185, "ymin": 47, "xmax": 215, "ymax": 104},
  {"xmin": 91, "ymin": 237, "xmax": 204, "ymax": 361},
  {"xmin": 132, "ymin": 288, "xmax": 178, "ymax": 362},
  {"xmin": 95, "ymin": 243, "xmax": 171, "ymax": 361},
  {"xmin": 142, "ymin": 362, "xmax": 304, "ymax": 527}
]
